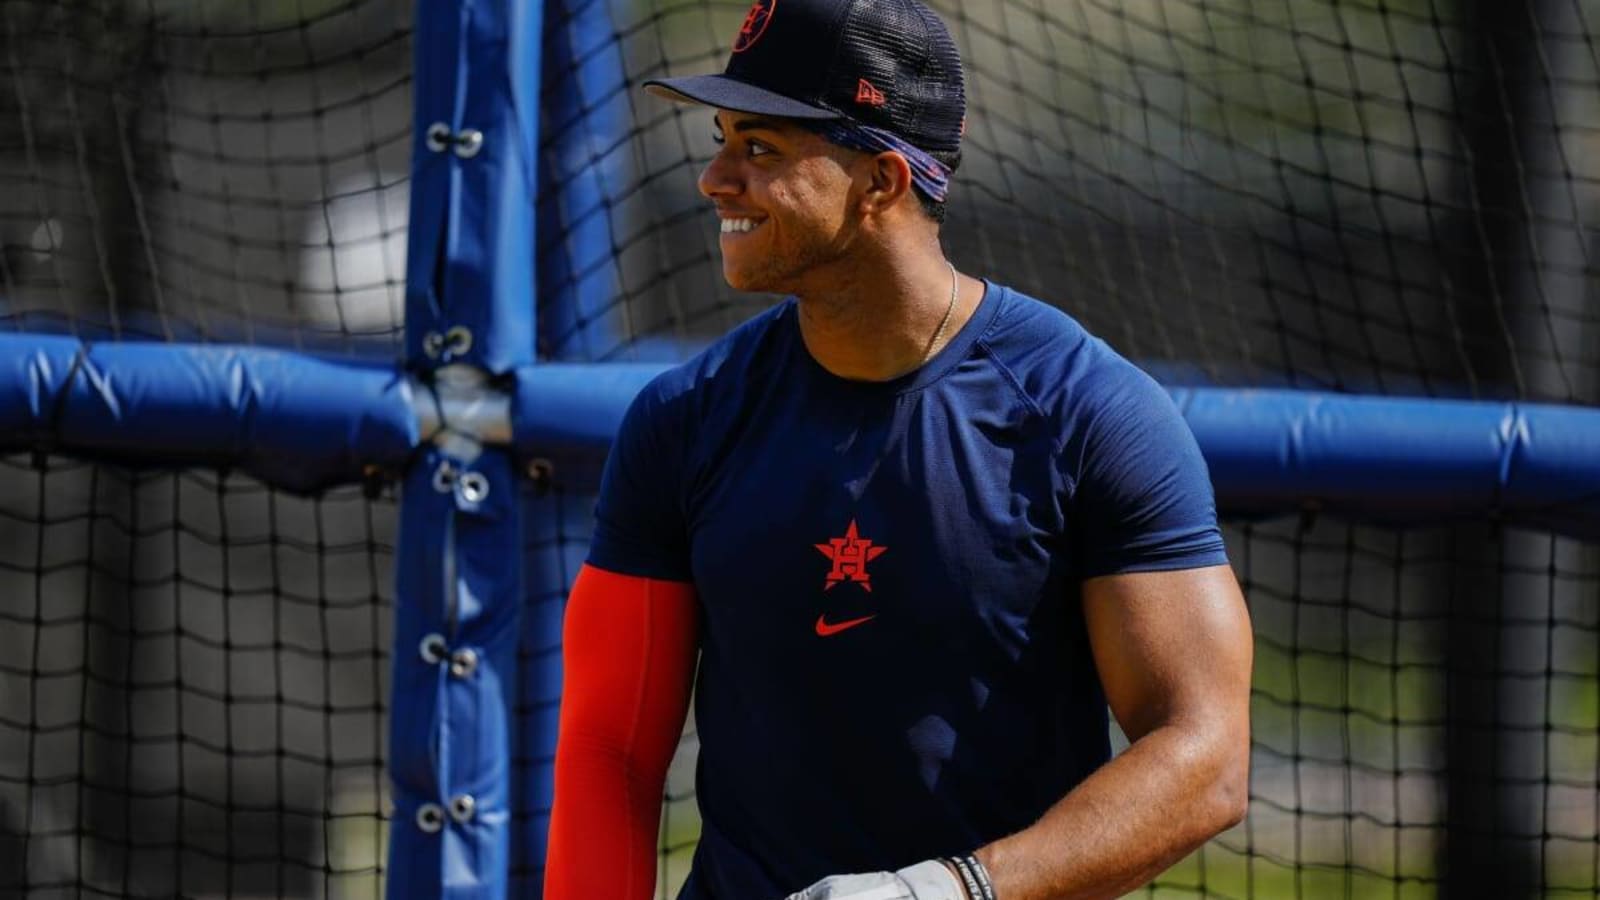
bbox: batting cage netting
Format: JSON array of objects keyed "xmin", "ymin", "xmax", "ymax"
[{"xmin": 2, "ymin": 0, "xmax": 1598, "ymax": 898}]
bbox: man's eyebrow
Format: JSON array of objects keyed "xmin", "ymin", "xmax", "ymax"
[
  {"xmin": 731, "ymin": 118, "xmax": 788, "ymax": 133},
  {"xmin": 712, "ymin": 114, "xmax": 793, "ymax": 136}
]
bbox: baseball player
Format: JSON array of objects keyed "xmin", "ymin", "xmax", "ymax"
[{"xmin": 544, "ymin": 1, "xmax": 1253, "ymax": 897}]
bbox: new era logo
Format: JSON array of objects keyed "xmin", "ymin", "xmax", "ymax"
[{"xmin": 855, "ymin": 78, "xmax": 887, "ymax": 107}]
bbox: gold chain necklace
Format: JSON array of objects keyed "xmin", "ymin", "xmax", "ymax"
[{"xmin": 922, "ymin": 261, "xmax": 959, "ymax": 364}]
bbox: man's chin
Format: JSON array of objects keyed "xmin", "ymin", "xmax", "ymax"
[{"xmin": 721, "ymin": 261, "xmax": 774, "ymax": 294}]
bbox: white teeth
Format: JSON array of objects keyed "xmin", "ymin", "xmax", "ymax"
[{"xmin": 720, "ymin": 218, "xmax": 759, "ymax": 234}]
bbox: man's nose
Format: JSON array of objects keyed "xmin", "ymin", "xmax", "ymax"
[{"xmin": 697, "ymin": 148, "xmax": 740, "ymax": 199}]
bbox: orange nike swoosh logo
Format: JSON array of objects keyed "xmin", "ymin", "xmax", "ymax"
[{"xmin": 815, "ymin": 614, "xmax": 876, "ymax": 637}]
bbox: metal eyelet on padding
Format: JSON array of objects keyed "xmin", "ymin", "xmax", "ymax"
[
  {"xmin": 449, "ymin": 647, "xmax": 479, "ymax": 679},
  {"xmin": 443, "ymin": 325, "xmax": 473, "ymax": 357},
  {"xmin": 449, "ymin": 793, "xmax": 476, "ymax": 824},
  {"xmin": 422, "ymin": 330, "xmax": 446, "ymax": 358},
  {"xmin": 457, "ymin": 471, "xmax": 489, "ymax": 504},
  {"xmin": 454, "ymin": 129, "xmax": 483, "ymax": 158},
  {"xmin": 432, "ymin": 461, "xmax": 456, "ymax": 493},
  {"xmin": 419, "ymin": 633, "xmax": 448, "ymax": 664},
  {"xmin": 415, "ymin": 802, "xmax": 445, "ymax": 833},
  {"xmin": 425, "ymin": 122, "xmax": 452, "ymax": 153}
]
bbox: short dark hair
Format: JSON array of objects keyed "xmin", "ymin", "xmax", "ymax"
[{"xmin": 913, "ymin": 148, "xmax": 962, "ymax": 225}]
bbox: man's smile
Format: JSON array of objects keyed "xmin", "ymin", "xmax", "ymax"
[{"xmin": 720, "ymin": 216, "xmax": 766, "ymax": 235}]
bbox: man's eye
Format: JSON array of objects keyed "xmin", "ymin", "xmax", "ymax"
[
  {"xmin": 711, "ymin": 131, "xmax": 725, "ymax": 145},
  {"xmin": 748, "ymin": 142, "xmax": 772, "ymax": 157}
]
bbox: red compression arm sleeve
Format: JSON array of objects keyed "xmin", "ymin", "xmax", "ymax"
[{"xmin": 544, "ymin": 564, "xmax": 699, "ymax": 900}]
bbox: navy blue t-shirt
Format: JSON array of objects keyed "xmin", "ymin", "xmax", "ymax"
[{"xmin": 587, "ymin": 282, "xmax": 1228, "ymax": 899}]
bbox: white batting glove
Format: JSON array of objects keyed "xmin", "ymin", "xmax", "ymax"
[{"xmin": 784, "ymin": 859, "xmax": 966, "ymax": 900}]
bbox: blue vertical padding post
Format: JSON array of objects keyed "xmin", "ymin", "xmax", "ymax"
[
  {"xmin": 390, "ymin": 450, "xmax": 521, "ymax": 895},
  {"xmin": 538, "ymin": 0, "xmax": 630, "ymax": 360},
  {"xmin": 392, "ymin": 1, "xmax": 542, "ymax": 896},
  {"xmin": 516, "ymin": 0, "xmax": 635, "ymax": 891}
]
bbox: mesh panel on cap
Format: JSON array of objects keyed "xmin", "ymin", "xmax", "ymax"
[
  {"xmin": 905, "ymin": 1, "xmax": 965, "ymax": 149},
  {"xmin": 829, "ymin": 0, "xmax": 964, "ymax": 151}
]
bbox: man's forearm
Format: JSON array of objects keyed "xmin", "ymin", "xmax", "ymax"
[
  {"xmin": 973, "ymin": 722, "xmax": 1248, "ymax": 900},
  {"xmin": 544, "ymin": 566, "xmax": 699, "ymax": 899}
]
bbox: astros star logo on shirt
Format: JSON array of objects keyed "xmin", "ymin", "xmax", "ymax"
[{"xmin": 815, "ymin": 518, "xmax": 887, "ymax": 591}]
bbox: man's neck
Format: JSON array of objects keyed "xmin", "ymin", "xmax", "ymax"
[{"xmin": 793, "ymin": 248, "xmax": 979, "ymax": 383}]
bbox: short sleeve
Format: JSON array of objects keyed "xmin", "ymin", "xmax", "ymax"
[
  {"xmin": 587, "ymin": 376, "xmax": 693, "ymax": 582},
  {"xmin": 1065, "ymin": 364, "xmax": 1228, "ymax": 579}
]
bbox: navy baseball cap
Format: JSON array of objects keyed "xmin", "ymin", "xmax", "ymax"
[{"xmin": 643, "ymin": 0, "xmax": 966, "ymax": 153}]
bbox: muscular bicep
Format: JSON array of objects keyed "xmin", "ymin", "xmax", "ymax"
[{"xmin": 1081, "ymin": 565, "xmax": 1252, "ymax": 744}]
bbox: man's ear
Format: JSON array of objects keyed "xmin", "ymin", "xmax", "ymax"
[{"xmin": 858, "ymin": 150, "xmax": 915, "ymax": 216}]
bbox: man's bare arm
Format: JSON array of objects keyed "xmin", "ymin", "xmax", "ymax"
[{"xmin": 973, "ymin": 565, "xmax": 1253, "ymax": 900}]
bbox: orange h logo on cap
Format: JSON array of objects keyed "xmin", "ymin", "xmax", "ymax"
[{"xmin": 733, "ymin": 0, "xmax": 776, "ymax": 53}]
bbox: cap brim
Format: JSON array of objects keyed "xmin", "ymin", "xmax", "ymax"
[{"xmin": 643, "ymin": 74, "xmax": 841, "ymax": 121}]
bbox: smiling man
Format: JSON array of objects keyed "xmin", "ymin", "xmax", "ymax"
[{"xmin": 542, "ymin": 1, "xmax": 1254, "ymax": 899}]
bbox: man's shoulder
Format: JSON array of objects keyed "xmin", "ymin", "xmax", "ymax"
[
  {"xmin": 629, "ymin": 300, "xmax": 792, "ymax": 420},
  {"xmin": 981, "ymin": 283, "xmax": 1165, "ymax": 421}
]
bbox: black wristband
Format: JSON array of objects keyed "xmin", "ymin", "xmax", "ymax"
[
  {"xmin": 942, "ymin": 855, "xmax": 997, "ymax": 900},
  {"xmin": 941, "ymin": 857, "xmax": 981, "ymax": 900},
  {"xmin": 966, "ymin": 855, "xmax": 998, "ymax": 900}
]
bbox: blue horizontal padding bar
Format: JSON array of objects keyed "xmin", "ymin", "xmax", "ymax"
[
  {"xmin": 1171, "ymin": 387, "xmax": 1600, "ymax": 540},
  {"xmin": 0, "ymin": 333, "xmax": 418, "ymax": 493},
  {"xmin": 3, "ymin": 335, "xmax": 1599, "ymax": 539},
  {"xmin": 511, "ymin": 363, "xmax": 669, "ymax": 454}
]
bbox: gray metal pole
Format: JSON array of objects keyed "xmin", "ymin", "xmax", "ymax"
[{"xmin": 1443, "ymin": 1, "xmax": 1594, "ymax": 895}]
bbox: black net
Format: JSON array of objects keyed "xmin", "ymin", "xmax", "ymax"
[
  {"xmin": 4, "ymin": 0, "xmax": 1600, "ymax": 897},
  {"xmin": 1224, "ymin": 519, "xmax": 1599, "ymax": 898},
  {"xmin": 1, "ymin": 1, "xmax": 409, "ymax": 896},
  {"xmin": 545, "ymin": 0, "xmax": 1599, "ymax": 405},
  {"xmin": 0, "ymin": 0, "xmax": 412, "ymax": 351},
  {"xmin": 0, "ymin": 454, "xmax": 394, "ymax": 897}
]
